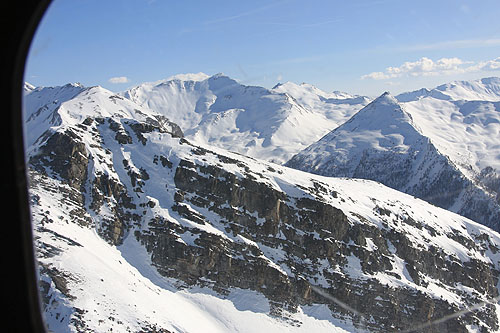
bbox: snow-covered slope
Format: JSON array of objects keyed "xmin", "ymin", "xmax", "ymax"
[
  {"xmin": 395, "ymin": 78, "xmax": 500, "ymax": 179},
  {"xmin": 271, "ymin": 81, "xmax": 369, "ymax": 124},
  {"xmin": 287, "ymin": 92, "xmax": 430, "ymax": 179},
  {"xmin": 25, "ymin": 83, "xmax": 500, "ymax": 332},
  {"xmin": 397, "ymin": 79, "xmax": 500, "ymax": 216},
  {"xmin": 287, "ymin": 91, "xmax": 500, "ymax": 230},
  {"xmin": 123, "ymin": 74, "xmax": 369, "ymax": 164},
  {"xmin": 23, "ymin": 84, "xmax": 182, "ymax": 156},
  {"xmin": 395, "ymin": 78, "xmax": 500, "ymax": 176},
  {"xmin": 33, "ymin": 176, "xmax": 351, "ymax": 333},
  {"xmin": 397, "ymin": 77, "xmax": 500, "ymax": 102},
  {"xmin": 23, "ymin": 83, "xmax": 86, "ymax": 148},
  {"xmin": 286, "ymin": 92, "xmax": 443, "ymax": 189}
]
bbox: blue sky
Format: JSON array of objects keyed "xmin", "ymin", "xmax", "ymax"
[{"xmin": 25, "ymin": 0, "xmax": 500, "ymax": 96}]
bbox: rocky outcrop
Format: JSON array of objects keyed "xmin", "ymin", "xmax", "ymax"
[
  {"xmin": 29, "ymin": 129, "xmax": 89, "ymax": 193},
  {"xmin": 134, "ymin": 144, "xmax": 500, "ymax": 332}
]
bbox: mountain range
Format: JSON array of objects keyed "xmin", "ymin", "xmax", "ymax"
[
  {"xmin": 122, "ymin": 73, "xmax": 369, "ymax": 164},
  {"xmin": 287, "ymin": 77, "xmax": 500, "ymax": 231},
  {"xmin": 24, "ymin": 75, "xmax": 500, "ymax": 332}
]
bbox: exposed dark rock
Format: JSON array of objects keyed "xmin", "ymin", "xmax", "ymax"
[
  {"xmin": 29, "ymin": 129, "xmax": 89, "ymax": 192},
  {"xmin": 108, "ymin": 118, "xmax": 133, "ymax": 144},
  {"xmin": 90, "ymin": 172, "xmax": 138, "ymax": 245},
  {"xmin": 133, "ymin": 155, "xmax": 500, "ymax": 331}
]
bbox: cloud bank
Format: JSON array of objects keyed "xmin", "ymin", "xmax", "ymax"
[{"xmin": 362, "ymin": 56, "xmax": 500, "ymax": 80}]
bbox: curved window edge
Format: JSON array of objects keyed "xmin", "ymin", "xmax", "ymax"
[{"xmin": 5, "ymin": 1, "xmax": 52, "ymax": 332}]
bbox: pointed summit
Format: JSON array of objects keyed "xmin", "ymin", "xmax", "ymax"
[
  {"xmin": 286, "ymin": 87, "xmax": 500, "ymax": 230},
  {"xmin": 342, "ymin": 91, "xmax": 418, "ymax": 134},
  {"xmin": 286, "ymin": 90, "xmax": 431, "ymax": 189},
  {"xmin": 207, "ymin": 72, "xmax": 239, "ymax": 91},
  {"xmin": 370, "ymin": 91, "xmax": 396, "ymax": 104}
]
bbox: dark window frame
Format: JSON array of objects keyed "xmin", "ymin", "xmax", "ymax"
[{"xmin": 4, "ymin": 1, "xmax": 51, "ymax": 332}]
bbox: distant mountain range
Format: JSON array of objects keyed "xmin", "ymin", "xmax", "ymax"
[
  {"xmin": 23, "ymin": 75, "xmax": 500, "ymax": 332},
  {"xmin": 288, "ymin": 77, "xmax": 500, "ymax": 231},
  {"xmin": 122, "ymin": 73, "xmax": 369, "ymax": 164}
]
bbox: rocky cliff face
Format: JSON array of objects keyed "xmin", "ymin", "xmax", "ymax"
[{"xmin": 25, "ymin": 84, "xmax": 500, "ymax": 332}]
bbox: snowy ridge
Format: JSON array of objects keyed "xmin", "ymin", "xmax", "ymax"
[
  {"xmin": 396, "ymin": 77, "xmax": 500, "ymax": 102},
  {"xmin": 122, "ymin": 73, "xmax": 369, "ymax": 164},
  {"xmin": 24, "ymin": 82, "xmax": 36, "ymax": 93},
  {"xmin": 23, "ymin": 83, "xmax": 86, "ymax": 148},
  {"xmin": 433, "ymin": 77, "xmax": 500, "ymax": 101},
  {"xmin": 402, "ymin": 92, "xmax": 500, "ymax": 178},
  {"xmin": 397, "ymin": 79, "xmax": 500, "ymax": 223},
  {"xmin": 286, "ymin": 92, "xmax": 430, "ymax": 178},
  {"xmin": 166, "ymin": 72, "xmax": 210, "ymax": 82},
  {"xmin": 23, "ymin": 84, "xmax": 180, "ymax": 157},
  {"xmin": 287, "ymin": 90, "xmax": 500, "ymax": 230},
  {"xmin": 25, "ymin": 81, "xmax": 500, "ymax": 331},
  {"xmin": 271, "ymin": 81, "xmax": 370, "ymax": 122}
]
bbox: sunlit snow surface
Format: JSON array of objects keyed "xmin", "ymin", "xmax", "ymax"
[
  {"xmin": 122, "ymin": 73, "xmax": 369, "ymax": 164},
  {"xmin": 402, "ymin": 93, "xmax": 500, "ymax": 177},
  {"xmin": 290, "ymin": 77, "xmax": 500, "ymax": 178},
  {"xmin": 25, "ymin": 82, "xmax": 358, "ymax": 332},
  {"xmin": 287, "ymin": 78, "xmax": 500, "ymax": 230},
  {"xmin": 24, "ymin": 76, "xmax": 500, "ymax": 332}
]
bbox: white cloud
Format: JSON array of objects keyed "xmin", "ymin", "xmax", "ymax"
[
  {"xmin": 361, "ymin": 56, "xmax": 500, "ymax": 80},
  {"xmin": 108, "ymin": 76, "xmax": 130, "ymax": 84},
  {"xmin": 470, "ymin": 57, "xmax": 500, "ymax": 72},
  {"xmin": 361, "ymin": 71, "xmax": 392, "ymax": 80}
]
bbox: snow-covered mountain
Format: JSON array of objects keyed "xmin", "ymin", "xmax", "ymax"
[
  {"xmin": 287, "ymin": 79, "xmax": 500, "ymax": 231},
  {"xmin": 396, "ymin": 77, "xmax": 500, "ymax": 102},
  {"xmin": 24, "ymin": 82, "xmax": 500, "ymax": 332},
  {"xmin": 122, "ymin": 73, "xmax": 369, "ymax": 164},
  {"xmin": 23, "ymin": 82, "xmax": 86, "ymax": 148},
  {"xmin": 271, "ymin": 81, "xmax": 370, "ymax": 121},
  {"xmin": 398, "ymin": 78, "xmax": 500, "ymax": 178}
]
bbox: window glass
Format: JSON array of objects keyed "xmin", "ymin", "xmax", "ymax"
[{"xmin": 25, "ymin": 1, "xmax": 500, "ymax": 332}]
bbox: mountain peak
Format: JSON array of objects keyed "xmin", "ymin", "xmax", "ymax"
[
  {"xmin": 272, "ymin": 82, "xmax": 283, "ymax": 89},
  {"xmin": 352, "ymin": 92, "xmax": 423, "ymax": 136},
  {"xmin": 211, "ymin": 72, "xmax": 227, "ymax": 79},
  {"xmin": 286, "ymin": 90, "xmax": 422, "ymax": 169},
  {"xmin": 59, "ymin": 82, "xmax": 85, "ymax": 89},
  {"xmin": 395, "ymin": 88, "xmax": 432, "ymax": 102},
  {"xmin": 374, "ymin": 91, "xmax": 396, "ymax": 103},
  {"xmin": 207, "ymin": 73, "xmax": 239, "ymax": 91},
  {"xmin": 356, "ymin": 91, "xmax": 405, "ymax": 119}
]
